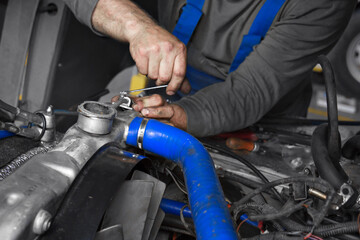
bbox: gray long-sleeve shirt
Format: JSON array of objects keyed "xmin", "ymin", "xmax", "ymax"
[{"xmin": 62, "ymin": 0, "xmax": 357, "ymax": 137}]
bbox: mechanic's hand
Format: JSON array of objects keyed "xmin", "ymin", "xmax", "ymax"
[
  {"xmin": 112, "ymin": 94, "xmax": 187, "ymax": 130},
  {"xmin": 92, "ymin": 0, "xmax": 191, "ymax": 95},
  {"xmin": 128, "ymin": 26, "xmax": 191, "ymax": 95}
]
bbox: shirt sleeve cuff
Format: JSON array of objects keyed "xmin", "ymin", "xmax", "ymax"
[
  {"xmin": 174, "ymin": 97, "xmax": 207, "ymax": 137},
  {"xmin": 64, "ymin": 0, "xmax": 101, "ymax": 34}
]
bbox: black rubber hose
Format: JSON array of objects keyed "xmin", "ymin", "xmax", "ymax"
[
  {"xmin": 40, "ymin": 143, "xmax": 142, "ymax": 240},
  {"xmin": 342, "ymin": 135, "xmax": 360, "ymax": 160},
  {"xmin": 312, "ymin": 124, "xmax": 348, "ymax": 190},
  {"xmin": 318, "ymin": 55, "xmax": 341, "ymax": 162}
]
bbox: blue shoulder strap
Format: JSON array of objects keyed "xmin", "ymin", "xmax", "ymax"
[
  {"xmin": 172, "ymin": 0, "xmax": 205, "ymax": 45},
  {"xmin": 172, "ymin": 0, "xmax": 286, "ymax": 93},
  {"xmin": 229, "ymin": 0, "xmax": 286, "ymax": 73}
]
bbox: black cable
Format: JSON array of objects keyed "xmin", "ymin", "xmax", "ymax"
[
  {"xmin": 278, "ymin": 218, "xmax": 360, "ymax": 238},
  {"xmin": 249, "ymin": 200, "xmax": 310, "ymax": 222},
  {"xmin": 234, "ymin": 201, "xmax": 360, "ymax": 238},
  {"xmin": 243, "ymin": 232, "xmax": 303, "ymax": 240},
  {"xmin": 203, "ymin": 142, "xmax": 284, "ymax": 203},
  {"xmin": 221, "ymin": 171, "xmax": 268, "ymax": 203},
  {"xmin": 54, "ymin": 110, "xmax": 78, "ymax": 116},
  {"xmin": 232, "ymin": 176, "xmax": 335, "ymax": 231},
  {"xmin": 34, "ymin": 112, "xmax": 46, "ymax": 141}
]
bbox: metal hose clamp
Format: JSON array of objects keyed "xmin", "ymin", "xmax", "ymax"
[{"xmin": 137, "ymin": 119, "xmax": 149, "ymax": 149}]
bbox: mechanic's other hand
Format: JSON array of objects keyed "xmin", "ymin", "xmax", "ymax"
[
  {"xmin": 92, "ymin": 0, "xmax": 190, "ymax": 95},
  {"xmin": 129, "ymin": 26, "xmax": 191, "ymax": 95},
  {"xmin": 112, "ymin": 94, "xmax": 187, "ymax": 130},
  {"xmin": 92, "ymin": 0, "xmax": 190, "ymax": 94}
]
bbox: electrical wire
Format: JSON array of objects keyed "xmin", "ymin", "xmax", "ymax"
[
  {"xmin": 221, "ymin": 171, "xmax": 268, "ymax": 203},
  {"xmin": 34, "ymin": 112, "xmax": 46, "ymax": 141},
  {"xmin": 203, "ymin": 142, "xmax": 284, "ymax": 203},
  {"xmin": 237, "ymin": 218, "xmax": 249, "ymax": 233},
  {"xmin": 304, "ymin": 233, "xmax": 323, "ymax": 240},
  {"xmin": 165, "ymin": 168, "xmax": 187, "ymax": 195},
  {"xmin": 232, "ymin": 176, "xmax": 335, "ymax": 232},
  {"xmin": 249, "ymin": 199, "xmax": 311, "ymax": 222},
  {"xmin": 180, "ymin": 204, "xmax": 195, "ymax": 237},
  {"xmin": 54, "ymin": 109, "xmax": 78, "ymax": 116}
]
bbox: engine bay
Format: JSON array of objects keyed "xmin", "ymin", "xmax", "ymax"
[{"xmin": 1, "ymin": 58, "xmax": 360, "ymax": 240}]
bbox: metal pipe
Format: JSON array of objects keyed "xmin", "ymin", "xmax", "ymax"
[{"xmin": 308, "ymin": 188, "xmax": 327, "ymax": 200}]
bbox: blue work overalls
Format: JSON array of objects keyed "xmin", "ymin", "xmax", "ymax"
[{"xmin": 172, "ymin": 0, "xmax": 286, "ymax": 94}]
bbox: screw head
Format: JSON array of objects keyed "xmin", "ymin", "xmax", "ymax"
[{"xmin": 33, "ymin": 209, "xmax": 52, "ymax": 235}]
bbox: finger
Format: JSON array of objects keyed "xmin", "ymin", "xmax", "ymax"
[
  {"xmin": 147, "ymin": 48, "xmax": 161, "ymax": 80},
  {"xmin": 167, "ymin": 51, "xmax": 186, "ymax": 95},
  {"xmin": 132, "ymin": 46, "xmax": 149, "ymax": 75},
  {"xmin": 111, "ymin": 95, "xmax": 120, "ymax": 103},
  {"xmin": 158, "ymin": 55, "xmax": 174, "ymax": 86},
  {"xmin": 180, "ymin": 78, "xmax": 191, "ymax": 94},
  {"xmin": 141, "ymin": 106, "xmax": 174, "ymax": 119},
  {"xmin": 133, "ymin": 94, "xmax": 165, "ymax": 111}
]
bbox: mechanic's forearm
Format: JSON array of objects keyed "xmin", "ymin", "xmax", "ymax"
[
  {"xmin": 92, "ymin": 0, "xmax": 156, "ymax": 42},
  {"xmin": 176, "ymin": 76, "xmax": 267, "ymax": 137}
]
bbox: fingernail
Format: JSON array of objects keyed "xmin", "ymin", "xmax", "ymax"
[
  {"xmin": 141, "ymin": 109, "xmax": 149, "ymax": 116},
  {"xmin": 133, "ymin": 104, "xmax": 139, "ymax": 111},
  {"xmin": 167, "ymin": 91, "xmax": 175, "ymax": 95}
]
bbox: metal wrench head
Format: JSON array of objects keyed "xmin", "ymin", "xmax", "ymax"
[{"xmin": 111, "ymin": 96, "xmax": 132, "ymax": 110}]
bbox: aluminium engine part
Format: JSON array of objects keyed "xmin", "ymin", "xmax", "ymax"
[
  {"xmin": 0, "ymin": 102, "xmax": 56, "ymax": 142},
  {"xmin": 33, "ymin": 105, "xmax": 56, "ymax": 143},
  {"xmin": 0, "ymin": 109, "xmax": 136, "ymax": 240},
  {"xmin": 0, "ymin": 145, "xmax": 52, "ymax": 181},
  {"xmin": 40, "ymin": 144, "xmax": 142, "ymax": 240},
  {"xmin": 77, "ymin": 101, "xmax": 117, "ymax": 135}
]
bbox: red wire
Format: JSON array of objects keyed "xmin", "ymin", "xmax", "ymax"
[
  {"xmin": 304, "ymin": 233, "xmax": 323, "ymax": 240},
  {"xmin": 304, "ymin": 232, "xmax": 312, "ymax": 239},
  {"xmin": 237, "ymin": 218, "xmax": 249, "ymax": 233}
]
